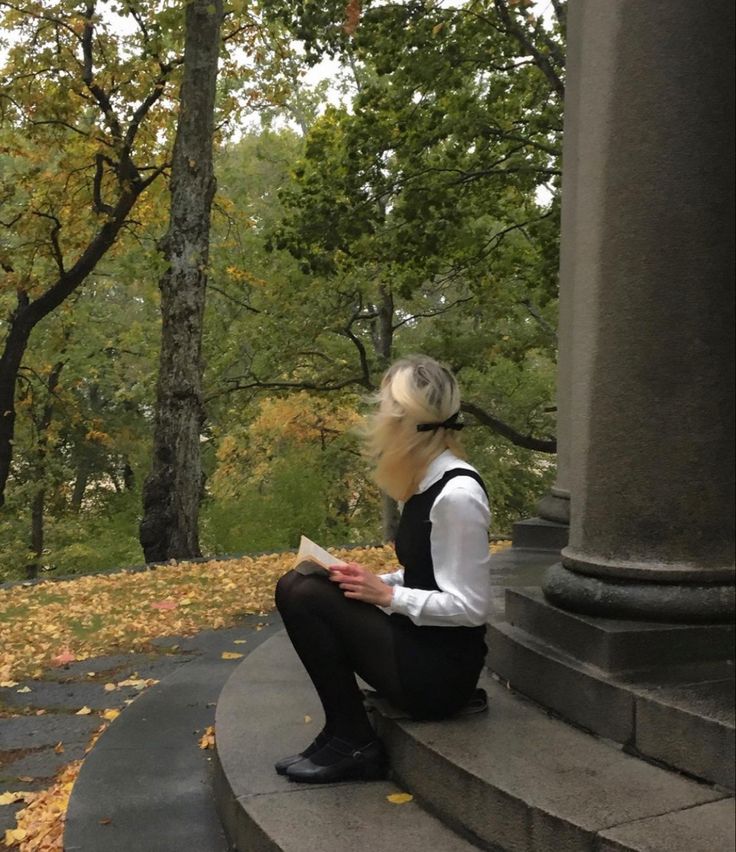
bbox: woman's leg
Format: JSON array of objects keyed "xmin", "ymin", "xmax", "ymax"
[{"xmin": 275, "ymin": 569, "xmax": 406, "ymax": 747}]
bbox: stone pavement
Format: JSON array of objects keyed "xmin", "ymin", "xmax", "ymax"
[{"xmin": 0, "ymin": 612, "xmax": 283, "ymax": 850}]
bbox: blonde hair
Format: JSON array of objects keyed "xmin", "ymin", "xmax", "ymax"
[{"xmin": 362, "ymin": 355, "xmax": 466, "ymax": 501}]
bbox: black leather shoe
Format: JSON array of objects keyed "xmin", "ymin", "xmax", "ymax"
[
  {"xmin": 274, "ymin": 729, "xmax": 330, "ymax": 775},
  {"xmin": 456, "ymin": 687, "xmax": 488, "ymax": 716},
  {"xmin": 285, "ymin": 736, "xmax": 388, "ymax": 784}
]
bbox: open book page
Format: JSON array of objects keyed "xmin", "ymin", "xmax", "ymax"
[{"xmin": 293, "ymin": 536, "xmax": 348, "ymax": 576}]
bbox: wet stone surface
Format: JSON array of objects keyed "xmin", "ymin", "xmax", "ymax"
[{"xmin": 0, "ymin": 646, "xmax": 197, "ymax": 836}]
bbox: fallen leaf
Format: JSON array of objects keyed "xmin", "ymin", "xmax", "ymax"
[
  {"xmin": 104, "ymin": 683, "xmax": 117, "ymax": 692},
  {"xmin": 51, "ymin": 648, "xmax": 76, "ymax": 666},
  {"xmin": 151, "ymin": 599, "xmax": 178, "ymax": 610},
  {"xmin": 54, "ymin": 742, "xmax": 64, "ymax": 754},
  {"xmin": 0, "ymin": 680, "xmax": 19, "ymax": 688},
  {"xmin": 16, "ymin": 685, "xmax": 32, "ymax": 693},
  {"xmin": 199, "ymin": 725, "xmax": 216, "ymax": 749},
  {"xmin": 4, "ymin": 827, "xmax": 27, "ymax": 843},
  {"xmin": 102, "ymin": 709, "xmax": 120, "ymax": 721},
  {"xmin": 99, "ymin": 817, "xmax": 113, "ymax": 825},
  {"xmin": 233, "ymin": 639, "xmax": 247, "ymax": 644},
  {"xmin": 221, "ymin": 652, "xmax": 243, "ymax": 660},
  {"xmin": 304, "ymin": 715, "xmax": 312, "ymax": 724},
  {"xmin": 75, "ymin": 706, "xmax": 92, "ymax": 715},
  {"xmin": 387, "ymin": 792, "xmax": 414, "ymax": 804},
  {"xmin": 0, "ymin": 791, "xmax": 26, "ymax": 805}
]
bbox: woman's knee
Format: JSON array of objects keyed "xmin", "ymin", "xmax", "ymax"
[
  {"xmin": 275, "ymin": 569, "xmax": 341, "ymax": 615},
  {"xmin": 275, "ymin": 570, "xmax": 302, "ymax": 613}
]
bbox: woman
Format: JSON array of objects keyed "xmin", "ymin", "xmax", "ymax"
[{"xmin": 274, "ymin": 354, "xmax": 492, "ymax": 783}]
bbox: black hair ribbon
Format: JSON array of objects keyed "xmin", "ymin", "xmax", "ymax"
[{"xmin": 416, "ymin": 410, "xmax": 464, "ymax": 432}]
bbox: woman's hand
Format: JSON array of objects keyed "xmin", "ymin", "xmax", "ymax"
[{"xmin": 328, "ymin": 562, "xmax": 394, "ymax": 607}]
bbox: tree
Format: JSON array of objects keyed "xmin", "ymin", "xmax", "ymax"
[
  {"xmin": 0, "ymin": 0, "xmax": 179, "ymax": 506},
  {"xmin": 139, "ymin": 0, "xmax": 224, "ymax": 562}
]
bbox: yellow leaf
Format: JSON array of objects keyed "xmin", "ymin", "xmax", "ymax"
[
  {"xmin": 5, "ymin": 828, "xmax": 27, "ymax": 843},
  {"xmin": 199, "ymin": 725, "xmax": 216, "ymax": 749},
  {"xmin": 0, "ymin": 791, "xmax": 25, "ymax": 805},
  {"xmin": 221, "ymin": 652, "xmax": 243, "ymax": 660},
  {"xmin": 387, "ymin": 792, "xmax": 414, "ymax": 804},
  {"xmin": 233, "ymin": 639, "xmax": 247, "ymax": 644},
  {"xmin": 75, "ymin": 706, "xmax": 92, "ymax": 715},
  {"xmin": 104, "ymin": 683, "xmax": 118, "ymax": 692},
  {"xmin": 304, "ymin": 715, "xmax": 312, "ymax": 724},
  {"xmin": 16, "ymin": 685, "xmax": 31, "ymax": 693},
  {"xmin": 103, "ymin": 708, "xmax": 120, "ymax": 721},
  {"xmin": 54, "ymin": 741, "xmax": 64, "ymax": 754},
  {"xmin": 0, "ymin": 680, "xmax": 19, "ymax": 687}
]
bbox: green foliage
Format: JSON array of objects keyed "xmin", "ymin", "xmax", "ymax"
[{"xmin": 0, "ymin": 1, "xmax": 567, "ymax": 578}]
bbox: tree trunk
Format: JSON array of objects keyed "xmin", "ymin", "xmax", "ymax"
[
  {"xmin": 25, "ymin": 360, "xmax": 64, "ymax": 579},
  {"xmin": 139, "ymin": 0, "xmax": 224, "ymax": 562},
  {"xmin": 0, "ymin": 304, "xmax": 33, "ymax": 509},
  {"xmin": 71, "ymin": 455, "xmax": 91, "ymax": 513},
  {"xmin": 26, "ymin": 489, "xmax": 45, "ymax": 580},
  {"xmin": 0, "ymin": 185, "xmax": 142, "ymax": 507}
]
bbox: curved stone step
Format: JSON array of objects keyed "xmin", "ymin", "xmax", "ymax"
[
  {"xmin": 215, "ymin": 628, "xmax": 734, "ymax": 852},
  {"xmin": 63, "ymin": 616, "xmax": 280, "ymax": 852},
  {"xmin": 214, "ymin": 630, "xmax": 480, "ymax": 852}
]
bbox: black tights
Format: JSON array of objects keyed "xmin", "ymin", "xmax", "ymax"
[{"xmin": 275, "ymin": 569, "xmax": 408, "ymax": 744}]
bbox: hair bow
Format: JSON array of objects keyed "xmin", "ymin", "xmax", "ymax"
[{"xmin": 416, "ymin": 410, "xmax": 464, "ymax": 433}]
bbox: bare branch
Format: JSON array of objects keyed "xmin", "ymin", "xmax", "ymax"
[
  {"xmin": 338, "ymin": 325, "xmax": 373, "ymax": 388},
  {"xmin": 93, "ymin": 153, "xmax": 114, "ymax": 215},
  {"xmin": 81, "ymin": 2, "xmax": 123, "ymax": 143},
  {"xmin": 32, "ymin": 211, "xmax": 65, "ymax": 275},
  {"xmin": 392, "ymin": 296, "xmax": 473, "ymax": 330},
  {"xmin": 204, "ymin": 373, "xmax": 371, "ymax": 403},
  {"xmin": 208, "ymin": 283, "xmax": 261, "ymax": 313},
  {"xmin": 519, "ymin": 298, "xmax": 556, "ymax": 339},
  {"xmin": 461, "ymin": 400, "xmax": 556, "ymax": 453},
  {"xmin": 492, "ymin": 0, "xmax": 565, "ymax": 100},
  {"xmin": 123, "ymin": 57, "xmax": 184, "ymax": 156}
]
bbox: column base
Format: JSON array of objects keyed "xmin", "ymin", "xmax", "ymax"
[
  {"xmin": 535, "ymin": 488, "xmax": 570, "ymax": 525},
  {"xmin": 543, "ymin": 562, "xmax": 735, "ymax": 623}
]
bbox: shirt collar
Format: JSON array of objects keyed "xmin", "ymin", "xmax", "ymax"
[{"xmin": 416, "ymin": 448, "xmax": 468, "ymax": 493}]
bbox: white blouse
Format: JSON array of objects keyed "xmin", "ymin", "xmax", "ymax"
[{"xmin": 377, "ymin": 449, "xmax": 492, "ymax": 627}]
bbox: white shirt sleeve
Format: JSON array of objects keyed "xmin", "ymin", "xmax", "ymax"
[
  {"xmin": 377, "ymin": 567, "xmax": 405, "ymax": 587},
  {"xmin": 382, "ymin": 477, "xmax": 492, "ymax": 626}
]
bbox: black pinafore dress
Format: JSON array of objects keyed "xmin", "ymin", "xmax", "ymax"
[{"xmin": 390, "ymin": 468, "xmax": 489, "ymax": 720}]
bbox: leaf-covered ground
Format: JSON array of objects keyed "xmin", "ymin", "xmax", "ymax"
[{"xmin": 1, "ymin": 542, "xmax": 510, "ymax": 850}]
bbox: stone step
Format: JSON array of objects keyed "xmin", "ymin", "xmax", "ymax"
[
  {"xmin": 511, "ymin": 518, "xmax": 568, "ymax": 551},
  {"xmin": 63, "ymin": 616, "xmax": 281, "ymax": 852},
  {"xmin": 213, "ymin": 630, "xmax": 479, "ymax": 852},
  {"xmin": 487, "ymin": 617, "xmax": 736, "ymax": 789},
  {"xmin": 216, "ymin": 629, "xmax": 734, "ymax": 852},
  {"xmin": 372, "ymin": 672, "xmax": 733, "ymax": 852},
  {"xmin": 504, "ymin": 587, "xmax": 736, "ymax": 672}
]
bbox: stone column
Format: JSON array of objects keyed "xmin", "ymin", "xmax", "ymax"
[{"xmin": 543, "ymin": 0, "xmax": 735, "ymax": 622}]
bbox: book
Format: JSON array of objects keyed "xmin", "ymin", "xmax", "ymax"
[{"xmin": 293, "ymin": 535, "xmax": 347, "ymax": 576}]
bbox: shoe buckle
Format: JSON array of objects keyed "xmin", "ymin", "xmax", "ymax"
[{"xmin": 351, "ymin": 749, "xmax": 362, "ymax": 759}]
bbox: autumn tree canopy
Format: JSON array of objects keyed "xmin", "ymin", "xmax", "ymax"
[{"xmin": 0, "ymin": 0, "xmax": 566, "ymax": 580}]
